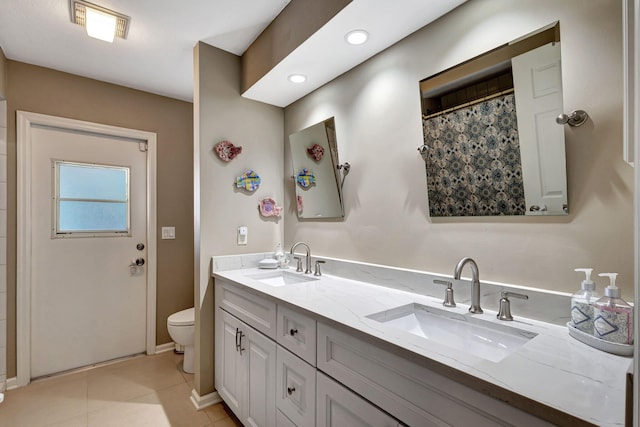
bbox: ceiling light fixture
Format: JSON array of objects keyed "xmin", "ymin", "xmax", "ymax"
[
  {"xmin": 288, "ymin": 74, "xmax": 307, "ymax": 83},
  {"xmin": 70, "ymin": 0, "xmax": 130, "ymax": 43},
  {"xmin": 345, "ymin": 30, "xmax": 369, "ymax": 46}
]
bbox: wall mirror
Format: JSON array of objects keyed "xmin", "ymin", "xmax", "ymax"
[
  {"xmin": 289, "ymin": 117, "xmax": 345, "ymax": 219},
  {"xmin": 419, "ymin": 23, "xmax": 568, "ymax": 217}
]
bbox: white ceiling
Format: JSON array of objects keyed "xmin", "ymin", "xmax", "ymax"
[{"xmin": 0, "ymin": 0, "xmax": 466, "ymax": 106}]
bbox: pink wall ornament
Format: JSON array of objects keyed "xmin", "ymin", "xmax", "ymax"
[
  {"xmin": 214, "ymin": 140, "xmax": 242, "ymax": 162},
  {"xmin": 297, "ymin": 195, "xmax": 303, "ymax": 213},
  {"xmin": 307, "ymin": 143, "xmax": 325, "ymax": 161},
  {"xmin": 259, "ymin": 198, "xmax": 283, "ymax": 217}
]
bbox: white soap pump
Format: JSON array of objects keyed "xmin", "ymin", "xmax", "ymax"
[
  {"xmin": 570, "ymin": 268, "xmax": 599, "ymax": 334},
  {"xmin": 274, "ymin": 243, "xmax": 288, "ymax": 269},
  {"xmin": 593, "ymin": 273, "xmax": 633, "ymax": 344}
]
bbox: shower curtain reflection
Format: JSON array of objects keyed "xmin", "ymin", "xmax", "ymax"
[{"xmin": 422, "ymin": 92, "xmax": 526, "ymax": 217}]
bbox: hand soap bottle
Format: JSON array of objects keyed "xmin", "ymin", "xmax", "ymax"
[
  {"xmin": 274, "ymin": 243, "xmax": 288, "ymax": 269},
  {"xmin": 593, "ymin": 273, "xmax": 633, "ymax": 345},
  {"xmin": 570, "ymin": 268, "xmax": 599, "ymax": 334}
]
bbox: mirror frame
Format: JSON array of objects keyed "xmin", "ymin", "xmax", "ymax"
[
  {"xmin": 419, "ymin": 23, "xmax": 568, "ymax": 217},
  {"xmin": 289, "ymin": 117, "xmax": 345, "ymax": 219}
]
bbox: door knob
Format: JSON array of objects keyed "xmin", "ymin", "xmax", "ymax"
[{"xmin": 130, "ymin": 258, "xmax": 145, "ymax": 266}]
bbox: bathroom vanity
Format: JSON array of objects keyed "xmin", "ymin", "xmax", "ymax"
[{"xmin": 212, "ymin": 254, "xmax": 631, "ymax": 427}]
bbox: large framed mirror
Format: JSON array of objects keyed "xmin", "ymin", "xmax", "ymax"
[
  {"xmin": 289, "ymin": 117, "xmax": 345, "ymax": 219},
  {"xmin": 419, "ymin": 23, "xmax": 568, "ymax": 217}
]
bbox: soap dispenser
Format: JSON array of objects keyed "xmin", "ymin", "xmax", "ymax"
[
  {"xmin": 274, "ymin": 243, "xmax": 287, "ymax": 269},
  {"xmin": 570, "ymin": 268, "xmax": 599, "ymax": 334},
  {"xmin": 593, "ymin": 273, "xmax": 633, "ymax": 345}
]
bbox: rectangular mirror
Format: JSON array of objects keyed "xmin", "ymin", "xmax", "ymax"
[
  {"xmin": 419, "ymin": 23, "xmax": 568, "ymax": 217},
  {"xmin": 289, "ymin": 117, "xmax": 345, "ymax": 219}
]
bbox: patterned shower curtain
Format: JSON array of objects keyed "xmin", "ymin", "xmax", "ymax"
[{"xmin": 422, "ymin": 93, "xmax": 526, "ymax": 217}]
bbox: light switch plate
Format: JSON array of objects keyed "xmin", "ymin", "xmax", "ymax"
[
  {"xmin": 237, "ymin": 226, "xmax": 248, "ymax": 245},
  {"xmin": 161, "ymin": 226, "xmax": 175, "ymax": 240}
]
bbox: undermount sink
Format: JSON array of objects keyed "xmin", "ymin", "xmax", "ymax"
[
  {"xmin": 367, "ymin": 303, "xmax": 537, "ymax": 362},
  {"xmin": 245, "ymin": 270, "xmax": 319, "ymax": 287}
]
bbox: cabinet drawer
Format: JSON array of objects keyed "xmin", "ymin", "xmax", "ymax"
[
  {"xmin": 317, "ymin": 371, "xmax": 399, "ymax": 427},
  {"xmin": 217, "ymin": 279, "xmax": 277, "ymax": 339},
  {"xmin": 276, "ymin": 410, "xmax": 297, "ymax": 427},
  {"xmin": 276, "ymin": 346, "xmax": 316, "ymax": 427},
  {"xmin": 277, "ymin": 304, "xmax": 316, "ymax": 366},
  {"xmin": 317, "ymin": 322, "xmax": 552, "ymax": 427}
]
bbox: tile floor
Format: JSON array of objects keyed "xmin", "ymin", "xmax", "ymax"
[{"xmin": 0, "ymin": 351, "xmax": 243, "ymax": 427}]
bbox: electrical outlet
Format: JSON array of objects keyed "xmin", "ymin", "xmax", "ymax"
[
  {"xmin": 161, "ymin": 226, "xmax": 175, "ymax": 239},
  {"xmin": 237, "ymin": 226, "xmax": 248, "ymax": 245}
]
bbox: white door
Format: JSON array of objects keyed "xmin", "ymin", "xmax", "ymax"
[
  {"xmin": 244, "ymin": 322, "xmax": 276, "ymax": 427},
  {"xmin": 216, "ymin": 309, "xmax": 277, "ymax": 427},
  {"xmin": 29, "ymin": 123, "xmax": 148, "ymax": 378},
  {"xmin": 216, "ymin": 309, "xmax": 244, "ymax": 417},
  {"xmin": 512, "ymin": 42, "xmax": 567, "ymax": 214}
]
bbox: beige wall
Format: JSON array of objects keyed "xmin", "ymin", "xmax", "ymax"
[
  {"xmin": 5, "ymin": 61, "xmax": 194, "ymax": 377},
  {"xmin": 0, "ymin": 47, "xmax": 7, "ymax": 98},
  {"xmin": 284, "ymin": 0, "xmax": 634, "ymax": 299},
  {"xmin": 194, "ymin": 42, "xmax": 283, "ymax": 396}
]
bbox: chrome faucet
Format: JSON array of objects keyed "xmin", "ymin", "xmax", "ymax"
[
  {"xmin": 453, "ymin": 257, "xmax": 483, "ymax": 314},
  {"xmin": 289, "ymin": 242, "xmax": 312, "ymax": 274}
]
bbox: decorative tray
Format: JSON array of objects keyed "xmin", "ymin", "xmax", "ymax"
[{"xmin": 566, "ymin": 322, "xmax": 633, "ymax": 357}]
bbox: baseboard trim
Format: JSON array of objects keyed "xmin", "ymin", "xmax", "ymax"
[
  {"xmin": 190, "ymin": 389, "xmax": 221, "ymax": 410},
  {"xmin": 6, "ymin": 377, "xmax": 18, "ymax": 391},
  {"xmin": 155, "ymin": 342, "xmax": 176, "ymax": 354}
]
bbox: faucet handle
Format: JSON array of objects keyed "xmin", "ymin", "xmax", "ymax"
[
  {"xmin": 294, "ymin": 256, "xmax": 303, "ymax": 272},
  {"xmin": 497, "ymin": 291, "xmax": 529, "ymax": 321},
  {"xmin": 434, "ymin": 279, "xmax": 456, "ymax": 308},
  {"xmin": 314, "ymin": 260, "xmax": 326, "ymax": 276}
]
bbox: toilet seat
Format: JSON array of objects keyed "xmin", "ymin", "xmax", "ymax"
[{"xmin": 167, "ymin": 307, "xmax": 194, "ymax": 326}]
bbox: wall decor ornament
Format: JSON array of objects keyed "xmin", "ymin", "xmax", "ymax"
[
  {"xmin": 296, "ymin": 168, "xmax": 316, "ymax": 188},
  {"xmin": 259, "ymin": 198, "xmax": 283, "ymax": 217},
  {"xmin": 307, "ymin": 143, "xmax": 325, "ymax": 161},
  {"xmin": 214, "ymin": 140, "xmax": 242, "ymax": 162},
  {"xmin": 235, "ymin": 170, "xmax": 261, "ymax": 192}
]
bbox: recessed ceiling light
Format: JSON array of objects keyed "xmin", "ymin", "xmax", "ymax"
[
  {"xmin": 345, "ymin": 30, "xmax": 369, "ymax": 46},
  {"xmin": 288, "ymin": 74, "xmax": 307, "ymax": 83}
]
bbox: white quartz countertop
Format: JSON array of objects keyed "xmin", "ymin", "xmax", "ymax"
[{"xmin": 213, "ymin": 267, "xmax": 632, "ymax": 427}]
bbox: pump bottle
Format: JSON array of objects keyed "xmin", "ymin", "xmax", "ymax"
[
  {"xmin": 274, "ymin": 243, "xmax": 288, "ymax": 269},
  {"xmin": 570, "ymin": 268, "xmax": 599, "ymax": 334},
  {"xmin": 593, "ymin": 273, "xmax": 633, "ymax": 345}
]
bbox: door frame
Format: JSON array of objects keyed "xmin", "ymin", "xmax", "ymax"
[{"xmin": 16, "ymin": 111, "xmax": 157, "ymax": 387}]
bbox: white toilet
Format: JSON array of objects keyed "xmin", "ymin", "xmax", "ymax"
[{"xmin": 167, "ymin": 307, "xmax": 195, "ymax": 373}]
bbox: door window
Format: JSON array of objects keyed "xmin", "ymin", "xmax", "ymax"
[{"xmin": 53, "ymin": 161, "xmax": 130, "ymax": 237}]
